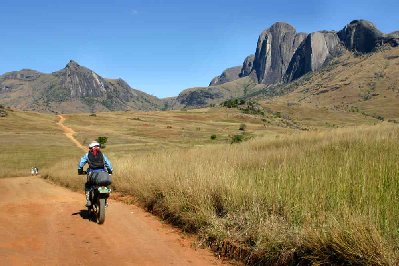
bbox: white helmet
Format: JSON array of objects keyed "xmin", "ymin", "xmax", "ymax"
[{"xmin": 88, "ymin": 141, "xmax": 100, "ymax": 148}]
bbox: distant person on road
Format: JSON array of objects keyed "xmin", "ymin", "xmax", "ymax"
[
  {"xmin": 78, "ymin": 141, "xmax": 113, "ymax": 207},
  {"xmin": 31, "ymin": 167, "xmax": 39, "ymax": 176}
]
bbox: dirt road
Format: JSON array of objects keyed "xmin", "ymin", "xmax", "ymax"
[{"xmin": 0, "ymin": 176, "xmax": 227, "ymax": 265}]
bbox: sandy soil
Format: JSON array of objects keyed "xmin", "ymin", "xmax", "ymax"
[{"xmin": 0, "ymin": 176, "xmax": 228, "ymax": 265}]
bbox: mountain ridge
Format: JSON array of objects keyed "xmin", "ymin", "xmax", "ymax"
[
  {"xmin": 1, "ymin": 19, "xmax": 398, "ymax": 113},
  {"xmin": 0, "ymin": 60, "xmax": 162, "ymax": 113}
]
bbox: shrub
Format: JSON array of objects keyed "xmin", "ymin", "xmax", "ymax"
[
  {"xmin": 231, "ymin": 134, "xmax": 243, "ymax": 143},
  {"xmin": 221, "ymin": 99, "xmax": 245, "ymax": 108},
  {"xmin": 239, "ymin": 123, "xmax": 246, "ymax": 131},
  {"xmin": 210, "ymin": 134, "xmax": 217, "ymax": 140}
]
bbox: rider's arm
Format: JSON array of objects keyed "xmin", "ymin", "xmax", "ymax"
[
  {"xmin": 103, "ymin": 154, "xmax": 113, "ymax": 173},
  {"xmin": 78, "ymin": 153, "xmax": 89, "ymax": 170}
]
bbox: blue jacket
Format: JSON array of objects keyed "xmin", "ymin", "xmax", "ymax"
[{"xmin": 78, "ymin": 152, "xmax": 113, "ymax": 171}]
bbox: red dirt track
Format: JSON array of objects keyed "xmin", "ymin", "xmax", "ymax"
[{"xmin": 0, "ymin": 176, "xmax": 227, "ymax": 265}]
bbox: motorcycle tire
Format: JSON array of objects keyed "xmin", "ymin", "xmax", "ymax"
[{"xmin": 97, "ymin": 198, "xmax": 106, "ymax": 224}]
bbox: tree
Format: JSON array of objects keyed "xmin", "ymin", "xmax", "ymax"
[{"xmin": 96, "ymin": 136, "xmax": 108, "ymax": 148}]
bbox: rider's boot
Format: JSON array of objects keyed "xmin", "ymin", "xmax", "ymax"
[{"xmin": 85, "ymin": 190, "xmax": 91, "ymax": 207}]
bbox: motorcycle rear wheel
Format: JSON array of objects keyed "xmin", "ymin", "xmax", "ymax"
[{"xmin": 96, "ymin": 198, "xmax": 106, "ymax": 224}]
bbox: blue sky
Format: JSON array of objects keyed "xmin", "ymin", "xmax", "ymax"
[{"xmin": 0, "ymin": 0, "xmax": 398, "ymax": 98}]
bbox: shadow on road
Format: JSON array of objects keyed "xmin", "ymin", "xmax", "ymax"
[{"xmin": 72, "ymin": 210, "xmax": 95, "ymax": 222}]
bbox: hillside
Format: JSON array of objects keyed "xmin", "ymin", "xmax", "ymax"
[
  {"xmin": 0, "ymin": 61, "xmax": 162, "ymax": 113},
  {"xmin": 249, "ymin": 47, "xmax": 399, "ymax": 127},
  {"xmin": 167, "ymin": 76, "xmax": 262, "ymax": 109}
]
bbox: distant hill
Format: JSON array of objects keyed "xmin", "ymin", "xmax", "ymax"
[{"xmin": 0, "ymin": 60, "xmax": 162, "ymax": 113}]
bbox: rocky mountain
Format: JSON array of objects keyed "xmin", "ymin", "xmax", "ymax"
[
  {"xmin": 183, "ymin": 20, "xmax": 399, "ymax": 109},
  {"xmin": 2, "ymin": 20, "xmax": 398, "ymax": 113},
  {"xmin": 338, "ymin": 20, "xmax": 390, "ymax": 53},
  {"xmin": 0, "ymin": 60, "xmax": 162, "ymax": 113},
  {"xmin": 209, "ymin": 66, "xmax": 242, "ymax": 86}
]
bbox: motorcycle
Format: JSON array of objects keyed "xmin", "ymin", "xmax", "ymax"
[
  {"xmin": 80, "ymin": 170, "xmax": 112, "ymax": 224},
  {"xmin": 88, "ymin": 185, "xmax": 111, "ymax": 224}
]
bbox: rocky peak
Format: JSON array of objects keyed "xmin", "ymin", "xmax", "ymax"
[
  {"xmin": 337, "ymin": 19, "xmax": 384, "ymax": 53},
  {"xmin": 209, "ymin": 66, "xmax": 242, "ymax": 86},
  {"xmin": 253, "ymin": 22, "xmax": 307, "ymax": 84},
  {"xmin": 240, "ymin": 54, "xmax": 255, "ymax": 78},
  {"xmin": 64, "ymin": 60, "xmax": 83, "ymax": 71},
  {"xmin": 53, "ymin": 60, "xmax": 108, "ymax": 98}
]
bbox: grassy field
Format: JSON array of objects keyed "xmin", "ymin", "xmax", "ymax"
[
  {"xmin": 2, "ymin": 107, "xmax": 398, "ymax": 264},
  {"xmin": 0, "ymin": 110, "xmax": 81, "ymax": 177},
  {"xmin": 110, "ymin": 124, "xmax": 399, "ymax": 265},
  {"xmin": 59, "ymin": 108, "xmax": 293, "ymax": 156},
  {"xmin": 38, "ymin": 108, "xmax": 398, "ymax": 265}
]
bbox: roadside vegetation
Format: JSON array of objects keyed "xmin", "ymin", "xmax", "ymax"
[{"xmin": 43, "ymin": 120, "xmax": 399, "ymax": 265}]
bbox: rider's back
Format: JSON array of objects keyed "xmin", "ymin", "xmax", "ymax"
[{"xmin": 88, "ymin": 150, "xmax": 105, "ymax": 170}]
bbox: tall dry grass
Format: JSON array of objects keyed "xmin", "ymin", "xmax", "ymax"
[{"xmin": 44, "ymin": 123, "xmax": 399, "ymax": 264}]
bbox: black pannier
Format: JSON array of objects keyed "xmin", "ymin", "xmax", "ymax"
[{"xmin": 88, "ymin": 171, "xmax": 112, "ymax": 186}]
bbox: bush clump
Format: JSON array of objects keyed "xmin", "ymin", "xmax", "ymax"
[{"xmin": 231, "ymin": 134, "xmax": 243, "ymax": 143}]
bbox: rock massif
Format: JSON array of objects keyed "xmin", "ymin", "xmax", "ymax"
[
  {"xmin": 189, "ymin": 20, "xmax": 399, "ymax": 109},
  {"xmin": 338, "ymin": 20, "xmax": 385, "ymax": 53},
  {"xmin": 0, "ymin": 60, "xmax": 162, "ymax": 113},
  {"xmin": 209, "ymin": 66, "xmax": 242, "ymax": 86}
]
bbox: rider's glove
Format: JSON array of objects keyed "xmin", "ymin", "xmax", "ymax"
[
  {"xmin": 78, "ymin": 168, "xmax": 83, "ymax": 175},
  {"xmin": 107, "ymin": 168, "xmax": 112, "ymax": 175}
]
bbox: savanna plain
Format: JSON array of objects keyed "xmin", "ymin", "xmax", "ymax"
[{"xmin": 1, "ymin": 99, "xmax": 398, "ymax": 265}]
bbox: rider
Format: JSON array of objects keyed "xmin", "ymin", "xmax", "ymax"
[{"xmin": 78, "ymin": 141, "xmax": 113, "ymax": 207}]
